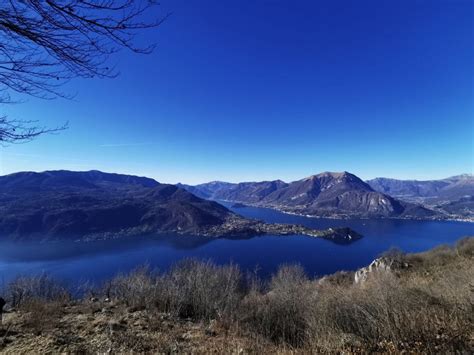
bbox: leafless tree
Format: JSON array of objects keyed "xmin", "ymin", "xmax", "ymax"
[{"xmin": 0, "ymin": 0, "xmax": 166, "ymax": 143}]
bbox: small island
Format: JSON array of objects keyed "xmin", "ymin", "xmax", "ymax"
[{"xmin": 198, "ymin": 215, "xmax": 362, "ymax": 244}]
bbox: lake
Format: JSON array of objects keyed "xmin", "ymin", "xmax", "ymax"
[{"xmin": 0, "ymin": 203, "xmax": 472, "ymax": 287}]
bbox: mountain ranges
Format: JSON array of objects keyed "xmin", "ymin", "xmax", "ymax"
[
  {"xmin": 1, "ymin": 169, "xmax": 471, "ymax": 242},
  {"xmin": 0, "ymin": 170, "xmax": 361, "ymax": 242},
  {"xmin": 179, "ymin": 172, "xmax": 474, "ymax": 220}
]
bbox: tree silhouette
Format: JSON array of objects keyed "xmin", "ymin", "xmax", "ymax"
[{"xmin": 0, "ymin": 0, "xmax": 166, "ymax": 143}]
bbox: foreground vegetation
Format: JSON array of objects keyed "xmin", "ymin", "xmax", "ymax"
[{"xmin": 1, "ymin": 238, "xmax": 473, "ymax": 353}]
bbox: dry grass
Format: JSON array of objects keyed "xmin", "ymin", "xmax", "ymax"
[{"xmin": 1, "ymin": 237, "xmax": 473, "ymax": 353}]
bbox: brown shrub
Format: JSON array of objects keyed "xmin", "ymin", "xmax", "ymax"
[
  {"xmin": 4, "ymin": 274, "xmax": 69, "ymax": 335},
  {"xmin": 159, "ymin": 259, "xmax": 243, "ymax": 322},
  {"xmin": 455, "ymin": 236, "xmax": 474, "ymax": 257},
  {"xmin": 317, "ymin": 270, "xmax": 354, "ymax": 287},
  {"xmin": 107, "ymin": 265, "xmax": 158, "ymax": 311},
  {"xmin": 380, "ymin": 246, "xmax": 406, "ymax": 264},
  {"xmin": 308, "ymin": 268, "xmax": 473, "ymax": 352},
  {"xmin": 7, "ymin": 274, "xmax": 70, "ymax": 308},
  {"xmin": 240, "ymin": 264, "xmax": 317, "ymax": 347},
  {"xmin": 107, "ymin": 259, "xmax": 243, "ymax": 323}
]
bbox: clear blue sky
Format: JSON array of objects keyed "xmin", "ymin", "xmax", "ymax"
[{"xmin": 1, "ymin": 0, "xmax": 472, "ymax": 184}]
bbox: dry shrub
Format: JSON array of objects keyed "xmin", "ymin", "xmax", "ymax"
[
  {"xmin": 7, "ymin": 274, "xmax": 70, "ymax": 308},
  {"xmin": 159, "ymin": 259, "xmax": 243, "ymax": 322},
  {"xmin": 309, "ymin": 269, "xmax": 473, "ymax": 352},
  {"xmin": 421, "ymin": 244, "xmax": 455, "ymax": 265},
  {"xmin": 107, "ymin": 265, "xmax": 158, "ymax": 311},
  {"xmin": 240, "ymin": 264, "xmax": 317, "ymax": 347},
  {"xmin": 380, "ymin": 246, "xmax": 406, "ymax": 264},
  {"xmin": 318, "ymin": 270, "xmax": 354, "ymax": 287},
  {"xmin": 107, "ymin": 259, "xmax": 243, "ymax": 323},
  {"xmin": 105, "ymin": 246, "xmax": 472, "ymax": 352},
  {"xmin": 5, "ymin": 274, "xmax": 69, "ymax": 335},
  {"xmin": 455, "ymin": 236, "xmax": 474, "ymax": 257}
]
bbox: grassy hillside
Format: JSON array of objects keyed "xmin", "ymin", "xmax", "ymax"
[{"xmin": 1, "ymin": 237, "xmax": 473, "ymax": 353}]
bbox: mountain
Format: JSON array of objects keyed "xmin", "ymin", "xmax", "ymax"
[
  {"xmin": 367, "ymin": 174, "xmax": 474, "ymax": 203},
  {"xmin": 0, "ymin": 170, "xmax": 360, "ymax": 242},
  {"xmin": 0, "ymin": 171, "xmax": 231, "ymax": 240},
  {"xmin": 180, "ymin": 172, "xmax": 438, "ymax": 219}
]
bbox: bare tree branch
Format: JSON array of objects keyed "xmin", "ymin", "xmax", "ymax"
[
  {"xmin": 0, "ymin": 115, "xmax": 68, "ymax": 144},
  {"xmin": 0, "ymin": 0, "xmax": 166, "ymax": 142}
]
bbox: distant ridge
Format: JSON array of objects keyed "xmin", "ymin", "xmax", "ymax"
[
  {"xmin": 367, "ymin": 174, "xmax": 474, "ymax": 202},
  {"xmin": 179, "ymin": 171, "xmax": 439, "ymax": 219},
  {"xmin": 0, "ymin": 170, "xmax": 160, "ymax": 192}
]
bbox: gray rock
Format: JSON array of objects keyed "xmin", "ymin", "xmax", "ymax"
[{"xmin": 355, "ymin": 258, "xmax": 394, "ymax": 284}]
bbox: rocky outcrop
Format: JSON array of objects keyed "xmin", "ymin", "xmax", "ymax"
[
  {"xmin": 354, "ymin": 257, "xmax": 409, "ymax": 284},
  {"xmin": 354, "ymin": 258, "xmax": 393, "ymax": 284}
]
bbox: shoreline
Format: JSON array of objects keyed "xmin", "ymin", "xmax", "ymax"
[
  {"xmin": 1, "ymin": 220, "xmax": 362, "ymax": 245},
  {"xmin": 219, "ymin": 199, "xmax": 474, "ymax": 223}
]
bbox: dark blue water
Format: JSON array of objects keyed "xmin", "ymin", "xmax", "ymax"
[{"xmin": 0, "ymin": 204, "xmax": 472, "ymax": 286}]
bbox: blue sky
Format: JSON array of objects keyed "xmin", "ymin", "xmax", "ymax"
[{"xmin": 1, "ymin": 0, "xmax": 472, "ymax": 184}]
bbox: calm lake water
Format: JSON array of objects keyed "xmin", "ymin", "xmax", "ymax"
[{"xmin": 0, "ymin": 203, "xmax": 472, "ymax": 286}]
